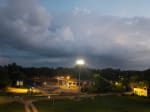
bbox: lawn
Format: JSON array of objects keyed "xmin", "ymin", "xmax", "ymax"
[
  {"xmin": 0, "ymin": 101, "xmax": 24, "ymax": 112},
  {"xmin": 35, "ymin": 95, "xmax": 150, "ymax": 112},
  {"xmin": 0, "ymin": 95, "xmax": 150, "ymax": 112}
]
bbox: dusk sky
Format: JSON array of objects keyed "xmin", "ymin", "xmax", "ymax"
[{"xmin": 1, "ymin": 0, "xmax": 150, "ymax": 70}]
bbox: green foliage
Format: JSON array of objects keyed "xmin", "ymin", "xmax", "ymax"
[
  {"xmin": 92, "ymin": 74, "xmax": 112, "ymax": 92},
  {"xmin": 0, "ymin": 67, "xmax": 10, "ymax": 89},
  {"xmin": 112, "ymin": 82, "xmax": 126, "ymax": 92}
]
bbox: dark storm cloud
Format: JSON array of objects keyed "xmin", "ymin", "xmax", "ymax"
[
  {"xmin": 0, "ymin": 0, "xmax": 150, "ymax": 69},
  {"xmin": 0, "ymin": 0, "xmax": 50, "ymax": 48}
]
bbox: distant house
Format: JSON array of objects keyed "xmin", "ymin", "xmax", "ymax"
[
  {"xmin": 133, "ymin": 87, "xmax": 148, "ymax": 97},
  {"xmin": 11, "ymin": 80, "xmax": 24, "ymax": 87},
  {"xmin": 16, "ymin": 80, "xmax": 24, "ymax": 86},
  {"xmin": 129, "ymin": 81, "xmax": 149, "ymax": 97}
]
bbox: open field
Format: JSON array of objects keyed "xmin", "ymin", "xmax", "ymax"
[
  {"xmin": 0, "ymin": 101, "xmax": 23, "ymax": 112},
  {"xmin": 35, "ymin": 95, "xmax": 150, "ymax": 112},
  {"xmin": 0, "ymin": 96, "xmax": 15, "ymax": 104},
  {"xmin": 0, "ymin": 95, "xmax": 150, "ymax": 112}
]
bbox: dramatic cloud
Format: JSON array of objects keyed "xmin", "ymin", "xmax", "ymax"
[{"xmin": 0, "ymin": 0, "xmax": 150, "ymax": 70}]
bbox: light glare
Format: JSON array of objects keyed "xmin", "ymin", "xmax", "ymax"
[{"xmin": 76, "ymin": 59, "xmax": 85, "ymax": 65}]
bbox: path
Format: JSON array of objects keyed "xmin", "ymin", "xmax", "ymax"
[{"xmin": 19, "ymin": 97, "xmax": 39, "ymax": 112}]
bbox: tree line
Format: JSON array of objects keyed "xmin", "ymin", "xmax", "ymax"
[{"xmin": 0, "ymin": 63, "xmax": 150, "ymax": 93}]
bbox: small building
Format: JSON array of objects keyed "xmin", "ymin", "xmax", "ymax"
[
  {"xmin": 16, "ymin": 80, "xmax": 24, "ymax": 86},
  {"xmin": 56, "ymin": 76, "xmax": 78, "ymax": 88},
  {"xmin": 133, "ymin": 87, "xmax": 148, "ymax": 97}
]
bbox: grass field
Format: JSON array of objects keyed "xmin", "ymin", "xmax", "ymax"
[
  {"xmin": 0, "ymin": 95, "xmax": 150, "ymax": 112},
  {"xmin": 0, "ymin": 102, "xmax": 24, "ymax": 112},
  {"xmin": 35, "ymin": 95, "xmax": 150, "ymax": 112}
]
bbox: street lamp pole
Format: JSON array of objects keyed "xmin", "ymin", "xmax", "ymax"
[
  {"xmin": 78, "ymin": 66, "xmax": 81, "ymax": 88},
  {"xmin": 76, "ymin": 59, "xmax": 85, "ymax": 95}
]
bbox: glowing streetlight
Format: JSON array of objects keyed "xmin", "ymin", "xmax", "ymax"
[
  {"xmin": 66, "ymin": 76, "xmax": 70, "ymax": 80},
  {"xmin": 76, "ymin": 59, "xmax": 85, "ymax": 92},
  {"xmin": 76, "ymin": 59, "xmax": 85, "ymax": 65}
]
